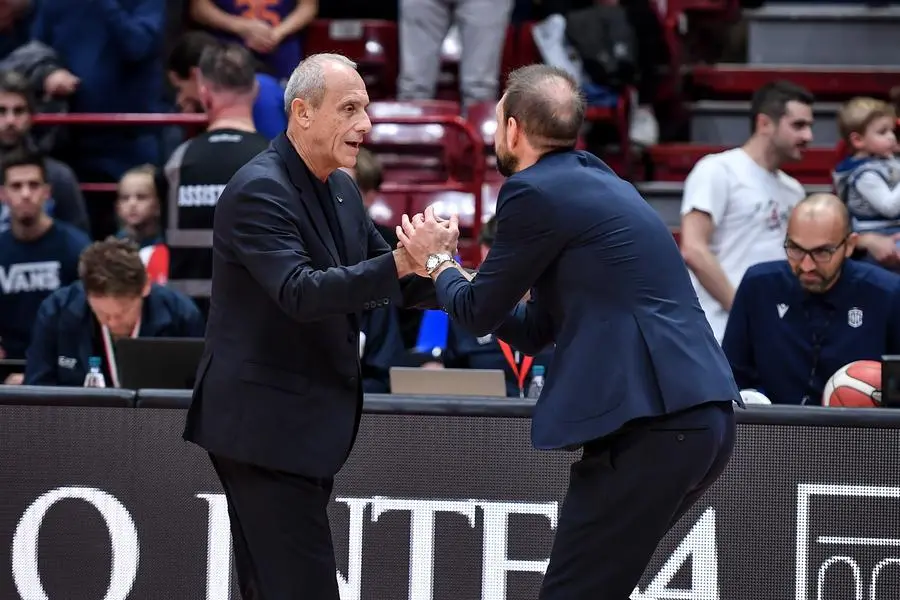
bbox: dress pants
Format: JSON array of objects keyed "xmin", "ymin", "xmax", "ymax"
[
  {"xmin": 539, "ymin": 401, "xmax": 736, "ymax": 599},
  {"xmin": 210, "ymin": 454, "xmax": 339, "ymax": 600}
]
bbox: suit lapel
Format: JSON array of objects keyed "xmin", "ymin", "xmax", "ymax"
[{"xmin": 273, "ymin": 134, "xmax": 341, "ymax": 266}]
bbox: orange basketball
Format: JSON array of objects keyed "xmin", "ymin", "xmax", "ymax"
[{"xmin": 822, "ymin": 360, "xmax": 882, "ymax": 407}]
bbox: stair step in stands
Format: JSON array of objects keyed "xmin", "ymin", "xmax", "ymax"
[
  {"xmin": 746, "ymin": 3, "xmax": 900, "ymax": 65},
  {"xmin": 690, "ymin": 100, "xmax": 842, "ymax": 146}
]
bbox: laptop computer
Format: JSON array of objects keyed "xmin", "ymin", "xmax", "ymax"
[
  {"xmin": 114, "ymin": 337, "xmax": 205, "ymax": 390},
  {"xmin": 389, "ymin": 367, "xmax": 507, "ymax": 397}
]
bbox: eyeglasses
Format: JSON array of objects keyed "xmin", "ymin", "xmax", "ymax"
[{"xmin": 784, "ymin": 236, "xmax": 848, "ymax": 264}]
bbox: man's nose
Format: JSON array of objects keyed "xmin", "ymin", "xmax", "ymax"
[
  {"xmin": 800, "ymin": 254, "xmax": 816, "ymax": 270},
  {"xmin": 358, "ymin": 112, "xmax": 372, "ymax": 135}
]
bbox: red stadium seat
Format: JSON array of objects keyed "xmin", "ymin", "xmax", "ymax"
[
  {"xmin": 368, "ymin": 191, "xmax": 408, "ymax": 228},
  {"xmin": 466, "ymin": 100, "xmax": 497, "ymax": 149},
  {"xmin": 365, "ymin": 100, "xmax": 462, "ymax": 183},
  {"xmin": 408, "ymin": 182, "xmax": 499, "ymax": 229},
  {"xmin": 304, "ymin": 20, "xmax": 399, "ymax": 99}
]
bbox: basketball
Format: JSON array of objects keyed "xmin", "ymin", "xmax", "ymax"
[{"xmin": 822, "ymin": 360, "xmax": 882, "ymax": 407}]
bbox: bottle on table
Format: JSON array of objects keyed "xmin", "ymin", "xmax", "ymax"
[
  {"xmin": 527, "ymin": 365, "xmax": 545, "ymax": 399},
  {"xmin": 83, "ymin": 356, "xmax": 106, "ymax": 388}
]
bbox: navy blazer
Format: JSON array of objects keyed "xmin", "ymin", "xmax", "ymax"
[
  {"xmin": 24, "ymin": 282, "xmax": 205, "ymax": 386},
  {"xmin": 183, "ymin": 134, "xmax": 436, "ymax": 478},
  {"xmin": 435, "ymin": 150, "xmax": 740, "ymax": 450}
]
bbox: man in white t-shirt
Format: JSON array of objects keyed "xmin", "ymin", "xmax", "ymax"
[{"xmin": 680, "ymin": 80, "xmax": 814, "ymax": 341}]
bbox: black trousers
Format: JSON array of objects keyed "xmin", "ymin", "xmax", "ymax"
[
  {"xmin": 210, "ymin": 454, "xmax": 339, "ymax": 600},
  {"xmin": 539, "ymin": 401, "xmax": 736, "ymax": 599}
]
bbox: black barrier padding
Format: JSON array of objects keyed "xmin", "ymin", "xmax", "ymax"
[
  {"xmin": 0, "ymin": 385, "xmax": 134, "ymax": 407},
  {"xmin": 2, "ymin": 405, "xmax": 900, "ymax": 599},
  {"xmin": 134, "ymin": 389, "xmax": 192, "ymax": 409}
]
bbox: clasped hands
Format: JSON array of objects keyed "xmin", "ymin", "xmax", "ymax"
[{"xmin": 395, "ymin": 206, "xmax": 460, "ymax": 277}]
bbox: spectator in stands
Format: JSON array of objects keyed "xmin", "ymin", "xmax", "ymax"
[
  {"xmin": 116, "ymin": 164, "xmax": 169, "ymax": 285},
  {"xmin": 0, "ymin": 0, "xmax": 34, "ymax": 60},
  {"xmin": 419, "ymin": 216, "xmax": 555, "ymax": 397},
  {"xmin": 0, "ymin": 148, "xmax": 89, "ymax": 370},
  {"xmin": 398, "ymin": 0, "xmax": 513, "ymax": 110},
  {"xmin": 722, "ymin": 194, "xmax": 900, "ymax": 405},
  {"xmin": 0, "ymin": 71, "xmax": 88, "ymax": 234},
  {"xmin": 116, "ymin": 165, "xmax": 163, "ymax": 249},
  {"xmin": 164, "ymin": 42, "xmax": 269, "ymax": 315},
  {"xmin": 23, "ymin": 237, "xmax": 205, "ymax": 387},
  {"xmin": 832, "ymin": 97, "xmax": 900, "ymax": 269},
  {"xmin": 680, "ymin": 80, "xmax": 812, "ymax": 342},
  {"xmin": 31, "ymin": 0, "xmax": 166, "ymax": 182},
  {"xmin": 167, "ymin": 31, "xmax": 286, "ymax": 139},
  {"xmin": 188, "ymin": 0, "xmax": 317, "ymax": 82}
]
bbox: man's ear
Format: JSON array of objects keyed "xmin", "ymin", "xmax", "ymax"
[{"xmin": 291, "ymin": 97, "xmax": 312, "ymax": 128}]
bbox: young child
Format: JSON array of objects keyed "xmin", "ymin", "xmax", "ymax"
[
  {"xmin": 115, "ymin": 164, "xmax": 168, "ymax": 284},
  {"xmin": 833, "ymin": 97, "xmax": 900, "ymax": 239}
]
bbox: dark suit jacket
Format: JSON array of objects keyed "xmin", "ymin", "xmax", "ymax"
[
  {"xmin": 183, "ymin": 134, "xmax": 436, "ymax": 478},
  {"xmin": 25, "ymin": 282, "xmax": 205, "ymax": 386},
  {"xmin": 434, "ymin": 150, "xmax": 741, "ymax": 450}
]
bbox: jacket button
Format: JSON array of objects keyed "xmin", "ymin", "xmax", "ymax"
[{"xmin": 348, "ymin": 376, "xmax": 358, "ymax": 387}]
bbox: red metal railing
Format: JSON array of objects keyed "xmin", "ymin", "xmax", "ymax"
[
  {"xmin": 369, "ymin": 114, "xmax": 486, "ymax": 243},
  {"xmin": 31, "ymin": 111, "xmax": 486, "ymax": 244}
]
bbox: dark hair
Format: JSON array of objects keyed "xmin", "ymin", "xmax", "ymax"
[
  {"xmin": 0, "ymin": 69, "xmax": 34, "ymax": 113},
  {"xmin": 354, "ymin": 148, "xmax": 383, "ymax": 194},
  {"xmin": 167, "ymin": 31, "xmax": 219, "ymax": 79},
  {"xmin": 198, "ymin": 43, "xmax": 256, "ymax": 94},
  {"xmin": 501, "ymin": 64, "xmax": 585, "ymax": 152},
  {"xmin": 1, "ymin": 146, "xmax": 46, "ymax": 184},
  {"xmin": 750, "ymin": 80, "xmax": 814, "ymax": 132},
  {"xmin": 479, "ymin": 215, "xmax": 497, "ymax": 248},
  {"xmin": 78, "ymin": 237, "xmax": 148, "ymax": 297}
]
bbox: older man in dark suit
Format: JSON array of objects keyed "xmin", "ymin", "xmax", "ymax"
[
  {"xmin": 397, "ymin": 64, "xmax": 742, "ymax": 599},
  {"xmin": 183, "ymin": 53, "xmax": 437, "ymax": 599}
]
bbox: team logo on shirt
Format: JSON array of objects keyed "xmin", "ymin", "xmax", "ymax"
[
  {"xmin": 776, "ymin": 303, "xmax": 789, "ymax": 319},
  {"xmin": 847, "ymin": 307, "xmax": 863, "ymax": 328},
  {"xmin": 0, "ymin": 261, "xmax": 61, "ymax": 294},
  {"xmin": 476, "ymin": 334, "xmax": 493, "ymax": 345}
]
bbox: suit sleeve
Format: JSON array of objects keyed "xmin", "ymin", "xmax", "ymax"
[
  {"xmin": 229, "ymin": 177, "xmax": 403, "ymax": 322},
  {"xmin": 23, "ymin": 296, "xmax": 61, "ymax": 385},
  {"xmin": 365, "ymin": 212, "xmax": 439, "ymax": 310},
  {"xmin": 721, "ymin": 276, "xmax": 758, "ymax": 390},
  {"xmin": 434, "ymin": 178, "xmax": 562, "ymax": 337},
  {"xmin": 492, "ymin": 288, "xmax": 555, "ymax": 356}
]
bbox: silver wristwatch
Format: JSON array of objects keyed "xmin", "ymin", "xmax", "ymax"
[{"xmin": 425, "ymin": 252, "xmax": 454, "ymax": 275}]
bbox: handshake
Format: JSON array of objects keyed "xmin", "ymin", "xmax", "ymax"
[{"xmin": 393, "ymin": 206, "xmax": 461, "ymax": 278}]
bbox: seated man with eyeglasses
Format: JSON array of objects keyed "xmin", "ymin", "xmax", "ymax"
[{"xmin": 722, "ymin": 193, "xmax": 900, "ymax": 405}]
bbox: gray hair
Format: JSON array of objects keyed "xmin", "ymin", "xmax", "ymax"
[{"xmin": 283, "ymin": 53, "xmax": 357, "ymax": 114}]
